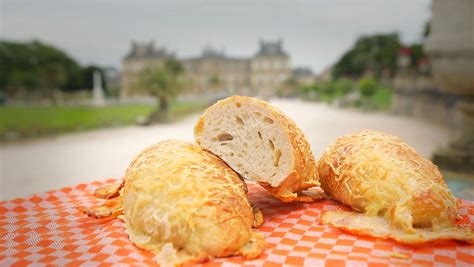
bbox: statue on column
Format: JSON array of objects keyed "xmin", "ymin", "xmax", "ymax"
[{"xmin": 91, "ymin": 70, "xmax": 106, "ymax": 106}]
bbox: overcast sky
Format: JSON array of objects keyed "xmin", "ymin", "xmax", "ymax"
[{"xmin": 1, "ymin": 0, "xmax": 431, "ymax": 73}]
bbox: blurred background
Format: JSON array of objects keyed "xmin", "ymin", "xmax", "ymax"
[{"xmin": 1, "ymin": 0, "xmax": 473, "ymax": 200}]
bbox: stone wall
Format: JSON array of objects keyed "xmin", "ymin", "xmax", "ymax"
[{"xmin": 391, "ymin": 73, "xmax": 463, "ymax": 130}]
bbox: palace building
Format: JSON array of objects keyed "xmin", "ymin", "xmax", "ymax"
[{"xmin": 121, "ymin": 39, "xmax": 291, "ymax": 99}]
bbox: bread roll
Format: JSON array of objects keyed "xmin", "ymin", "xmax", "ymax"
[
  {"xmin": 319, "ymin": 130, "xmax": 473, "ymax": 244},
  {"xmin": 194, "ymin": 95, "xmax": 319, "ymax": 202},
  {"xmin": 122, "ymin": 140, "xmax": 265, "ymax": 265}
]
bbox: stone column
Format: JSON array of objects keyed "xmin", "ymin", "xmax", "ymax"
[{"xmin": 425, "ymin": 0, "xmax": 474, "ymax": 172}]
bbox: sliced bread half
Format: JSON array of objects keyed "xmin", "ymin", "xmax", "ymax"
[{"xmin": 194, "ymin": 95, "xmax": 319, "ymax": 202}]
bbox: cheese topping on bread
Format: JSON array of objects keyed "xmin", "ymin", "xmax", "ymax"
[
  {"xmin": 122, "ymin": 140, "xmax": 265, "ymax": 265},
  {"xmin": 318, "ymin": 130, "xmax": 473, "ymax": 244}
]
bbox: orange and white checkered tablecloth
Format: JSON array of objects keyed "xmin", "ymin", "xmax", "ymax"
[{"xmin": 1, "ymin": 178, "xmax": 473, "ymax": 266}]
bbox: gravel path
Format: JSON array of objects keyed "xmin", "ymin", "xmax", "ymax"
[{"xmin": 0, "ymin": 99, "xmax": 452, "ymax": 200}]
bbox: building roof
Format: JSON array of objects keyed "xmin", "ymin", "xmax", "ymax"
[
  {"xmin": 125, "ymin": 41, "xmax": 174, "ymax": 60},
  {"xmin": 256, "ymin": 39, "xmax": 288, "ymax": 57},
  {"xmin": 293, "ymin": 67, "xmax": 313, "ymax": 76},
  {"xmin": 200, "ymin": 46, "xmax": 227, "ymax": 59},
  {"xmin": 398, "ymin": 47, "xmax": 412, "ymax": 56}
]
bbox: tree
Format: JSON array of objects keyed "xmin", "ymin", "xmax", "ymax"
[
  {"xmin": 136, "ymin": 59, "xmax": 184, "ymax": 123},
  {"xmin": 0, "ymin": 40, "xmax": 112, "ymax": 104},
  {"xmin": 332, "ymin": 78, "xmax": 353, "ymax": 96},
  {"xmin": 358, "ymin": 76, "xmax": 377, "ymax": 98},
  {"xmin": 208, "ymin": 74, "xmax": 221, "ymax": 92},
  {"xmin": 423, "ymin": 21, "xmax": 431, "ymax": 39},
  {"xmin": 0, "ymin": 40, "xmax": 84, "ymax": 98},
  {"xmin": 278, "ymin": 77, "xmax": 299, "ymax": 97},
  {"xmin": 333, "ymin": 33, "xmax": 401, "ymax": 79},
  {"xmin": 209, "ymin": 75, "xmax": 220, "ymax": 86},
  {"xmin": 409, "ymin": 44, "xmax": 425, "ymax": 67}
]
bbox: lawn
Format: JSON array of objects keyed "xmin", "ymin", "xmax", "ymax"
[
  {"xmin": 370, "ymin": 86, "xmax": 392, "ymax": 110},
  {"xmin": 0, "ymin": 101, "xmax": 207, "ymax": 141}
]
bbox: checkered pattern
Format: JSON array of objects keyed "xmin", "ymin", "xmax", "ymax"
[{"xmin": 1, "ymin": 179, "xmax": 473, "ymax": 266}]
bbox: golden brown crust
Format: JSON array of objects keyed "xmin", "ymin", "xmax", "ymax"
[
  {"xmin": 93, "ymin": 181, "xmax": 124, "ymax": 199},
  {"xmin": 122, "ymin": 140, "xmax": 265, "ymax": 265},
  {"xmin": 252, "ymin": 207, "xmax": 264, "ymax": 228},
  {"xmin": 194, "ymin": 95, "xmax": 319, "ymax": 202},
  {"xmin": 318, "ymin": 130, "xmax": 471, "ymax": 244},
  {"xmin": 78, "ymin": 197, "xmax": 123, "ymax": 219}
]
